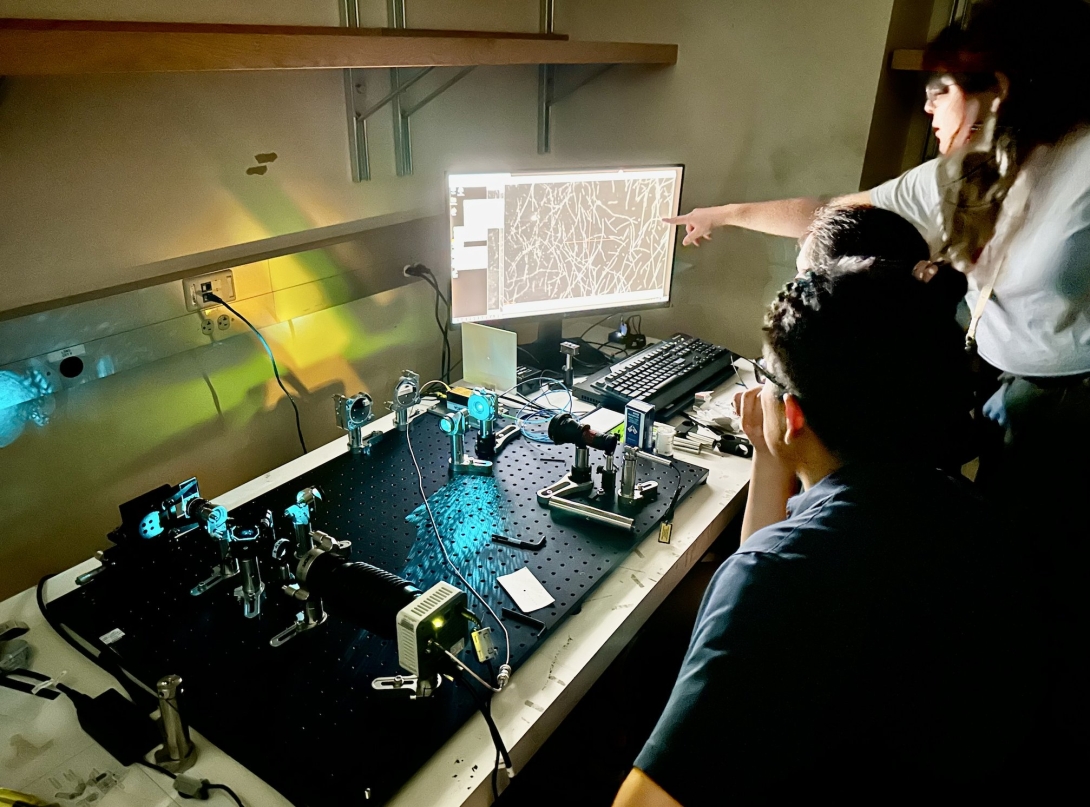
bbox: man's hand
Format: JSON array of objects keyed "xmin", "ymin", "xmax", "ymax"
[
  {"xmin": 732, "ymin": 386, "xmax": 769, "ymax": 455},
  {"xmin": 663, "ymin": 206, "xmax": 724, "ymax": 246},
  {"xmin": 735, "ymin": 384, "xmax": 798, "ymax": 543}
]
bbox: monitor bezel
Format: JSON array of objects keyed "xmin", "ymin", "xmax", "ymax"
[{"xmin": 445, "ymin": 163, "xmax": 686, "ymax": 328}]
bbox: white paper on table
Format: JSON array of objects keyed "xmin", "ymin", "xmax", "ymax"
[
  {"xmin": 579, "ymin": 407, "xmax": 625, "ymax": 435},
  {"xmin": 498, "ymin": 567, "xmax": 555, "ymax": 613}
]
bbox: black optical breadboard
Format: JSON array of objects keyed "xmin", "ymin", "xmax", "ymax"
[{"xmin": 49, "ymin": 413, "xmax": 707, "ymax": 806}]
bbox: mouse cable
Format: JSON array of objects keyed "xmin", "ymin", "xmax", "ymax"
[{"xmin": 206, "ymin": 293, "xmax": 307, "ymax": 456}]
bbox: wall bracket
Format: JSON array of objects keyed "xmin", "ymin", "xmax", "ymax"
[
  {"xmin": 537, "ymin": 63, "xmax": 615, "ymax": 154},
  {"xmin": 341, "ymin": 0, "xmax": 476, "ymax": 180},
  {"xmin": 340, "ymin": 0, "xmax": 627, "ymax": 174}
]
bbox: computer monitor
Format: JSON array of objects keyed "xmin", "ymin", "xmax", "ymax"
[{"xmin": 447, "ymin": 165, "xmax": 684, "ymax": 368}]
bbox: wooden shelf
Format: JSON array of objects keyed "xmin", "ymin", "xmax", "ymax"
[
  {"xmin": 0, "ymin": 18, "xmax": 677, "ymax": 75},
  {"xmin": 890, "ymin": 49, "xmax": 925, "ymax": 71}
]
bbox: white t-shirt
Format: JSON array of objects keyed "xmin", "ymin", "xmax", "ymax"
[{"xmin": 870, "ymin": 129, "xmax": 1090, "ymax": 377}]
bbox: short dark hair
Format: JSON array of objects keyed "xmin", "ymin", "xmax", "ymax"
[
  {"xmin": 763, "ymin": 258, "xmax": 969, "ymax": 463},
  {"xmin": 803, "ymin": 204, "xmax": 930, "ymax": 266}
]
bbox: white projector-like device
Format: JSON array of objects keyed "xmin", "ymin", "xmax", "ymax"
[{"xmin": 396, "ymin": 581, "xmax": 469, "ymax": 677}]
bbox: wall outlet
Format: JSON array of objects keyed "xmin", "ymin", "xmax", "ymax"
[
  {"xmin": 183, "ymin": 270, "xmax": 236, "ymax": 312},
  {"xmin": 201, "ymin": 318, "xmax": 214, "ymax": 336},
  {"xmin": 216, "ymin": 314, "xmax": 231, "ymax": 330}
]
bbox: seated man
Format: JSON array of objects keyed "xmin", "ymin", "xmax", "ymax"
[
  {"xmin": 798, "ymin": 204, "xmax": 974, "ymax": 471},
  {"xmin": 614, "ymin": 262, "xmax": 1030, "ymax": 805}
]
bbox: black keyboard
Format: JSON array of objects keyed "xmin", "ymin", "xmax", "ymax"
[{"xmin": 572, "ymin": 333, "xmax": 740, "ymax": 419}]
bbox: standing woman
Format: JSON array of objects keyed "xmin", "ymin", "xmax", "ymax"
[
  {"xmin": 690, "ymin": 0, "xmax": 1090, "ymax": 772},
  {"xmin": 673, "ymin": 0, "xmax": 1090, "ymax": 558}
]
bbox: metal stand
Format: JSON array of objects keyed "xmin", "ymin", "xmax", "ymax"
[
  {"xmin": 537, "ymin": 416, "xmax": 669, "ymax": 531},
  {"xmin": 270, "ymin": 589, "xmax": 328, "ymax": 648},
  {"xmin": 334, "ymin": 392, "xmax": 378, "ymax": 454},
  {"xmin": 468, "ymin": 389, "xmax": 518, "ymax": 460},
  {"xmin": 597, "ymin": 452, "xmax": 618, "ymax": 501},
  {"xmin": 537, "ymin": 446, "xmax": 594, "ymax": 503},
  {"xmin": 271, "ymin": 488, "xmax": 333, "ymax": 647},
  {"xmin": 371, "ymin": 672, "xmax": 442, "ymax": 700},
  {"xmin": 187, "ymin": 495, "xmax": 237, "ymax": 597},
  {"xmin": 618, "ymin": 445, "xmax": 660, "ymax": 507},
  {"xmin": 441, "ymin": 410, "xmax": 493, "ymax": 476},
  {"xmin": 154, "ymin": 675, "xmax": 198, "ymax": 774},
  {"xmin": 231, "ymin": 526, "xmax": 265, "ymax": 620},
  {"xmin": 560, "ymin": 341, "xmax": 579, "ymax": 389},
  {"xmin": 387, "ymin": 371, "xmax": 421, "ymax": 431}
]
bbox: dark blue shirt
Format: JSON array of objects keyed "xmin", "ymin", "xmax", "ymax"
[{"xmin": 635, "ymin": 463, "xmax": 1025, "ymax": 802}]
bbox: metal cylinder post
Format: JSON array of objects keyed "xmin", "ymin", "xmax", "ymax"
[
  {"xmin": 155, "ymin": 675, "xmax": 197, "ymax": 773},
  {"xmin": 620, "ymin": 449, "xmax": 638, "ymax": 499},
  {"xmin": 540, "ymin": 0, "xmax": 555, "ymax": 34}
]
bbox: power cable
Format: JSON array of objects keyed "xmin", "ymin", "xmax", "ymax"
[
  {"xmin": 404, "ymin": 409, "xmax": 513, "ymax": 687},
  {"xmin": 207, "ymin": 294, "xmax": 307, "ymax": 456}
]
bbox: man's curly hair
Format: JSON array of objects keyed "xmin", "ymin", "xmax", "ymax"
[{"xmin": 763, "ymin": 258, "xmax": 970, "ymax": 463}]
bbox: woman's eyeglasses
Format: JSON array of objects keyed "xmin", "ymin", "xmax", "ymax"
[{"xmin": 924, "ymin": 75, "xmax": 955, "ymax": 106}]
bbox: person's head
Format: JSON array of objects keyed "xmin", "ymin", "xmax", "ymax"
[
  {"xmin": 757, "ymin": 258, "xmax": 967, "ymax": 473},
  {"xmin": 923, "ymin": 0, "xmax": 1090, "ymax": 155},
  {"xmin": 797, "ymin": 204, "xmax": 930, "ymax": 274}
]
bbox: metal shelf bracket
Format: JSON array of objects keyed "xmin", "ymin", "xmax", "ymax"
[
  {"xmin": 341, "ymin": 0, "xmax": 475, "ymax": 180},
  {"xmin": 340, "ymin": 0, "xmax": 624, "ymax": 174},
  {"xmin": 537, "ymin": 63, "xmax": 615, "ymax": 154},
  {"xmin": 536, "ymin": 1, "xmax": 616, "ymax": 154}
]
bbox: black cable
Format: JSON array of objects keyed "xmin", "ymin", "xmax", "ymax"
[
  {"xmin": 578, "ymin": 313, "xmax": 618, "ymax": 342},
  {"xmin": 206, "ymin": 294, "xmax": 307, "ymax": 455},
  {"xmin": 498, "ymin": 394, "xmax": 548, "ymax": 415},
  {"xmin": 38, "ymin": 577, "xmax": 246, "ymax": 804},
  {"xmin": 208, "ymin": 783, "xmax": 245, "ymax": 806},
  {"xmin": 483, "ymin": 659, "xmax": 500, "ymax": 801},
  {"xmin": 137, "ymin": 759, "xmax": 176, "ymax": 779},
  {"xmin": 419, "ymin": 273, "xmax": 451, "ymax": 382},
  {"xmin": 139, "ymin": 758, "xmax": 245, "ymax": 806},
  {"xmin": 36, "ymin": 573, "xmax": 150, "ymax": 706},
  {"xmin": 454, "ymin": 674, "xmax": 513, "ymax": 774},
  {"xmin": 663, "ymin": 461, "xmax": 684, "ymax": 522},
  {"xmin": 415, "ymin": 268, "xmax": 452, "ymax": 384}
]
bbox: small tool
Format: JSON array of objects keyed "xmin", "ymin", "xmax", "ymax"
[
  {"xmin": 501, "ymin": 607, "xmax": 545, "ymax": 634},
  {"xmin": 491, "ymin": 533, "xmax": 546, "ymax": 551}
]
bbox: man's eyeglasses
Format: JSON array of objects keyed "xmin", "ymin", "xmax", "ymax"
[{"xmin": 749, "ymin": 357, "xmax": 793, "ymax": 396}]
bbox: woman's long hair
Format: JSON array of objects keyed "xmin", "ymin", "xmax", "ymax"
[{"xmin": 924, "ymin": 0, "xmax": 1090, "ymax": 271}]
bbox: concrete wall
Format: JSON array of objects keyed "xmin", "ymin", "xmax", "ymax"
[{"xmin": 0, "ymin": 0, "xmax": 894, "ymax": 598}]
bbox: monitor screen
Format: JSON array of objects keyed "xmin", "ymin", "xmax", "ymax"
[{"xmin": 447, "ymin": 166, "xmax": 684, "ymax": 324}]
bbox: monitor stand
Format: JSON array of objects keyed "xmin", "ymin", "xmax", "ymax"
[{"xmin": 519, "ymin": 318, "xmax": 609, "ymax": 374}]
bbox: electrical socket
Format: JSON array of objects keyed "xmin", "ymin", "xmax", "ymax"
[
  {"xmin": 216, "ymin": 314, "xmax": 231, "ymax": 330},
  {"xmin": 183, "ymin": 270, "xmax": 236, "ymax": 312},
  {"xmin": 201, "ymin": 319, "xmax": 214, "ymax": 336}
]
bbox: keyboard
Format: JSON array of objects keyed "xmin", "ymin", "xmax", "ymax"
[{"xmin": 572, "ymin": 333, "xmax": 740, "ymax": 419}]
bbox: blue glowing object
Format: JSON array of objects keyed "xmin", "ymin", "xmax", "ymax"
[
  {"xmin": 0, "ymin": 369, "xmax": 53, "ymax": 448},
  {"xmin": 401, "ymin": 476, "xmax": 516, "ymax": 605}
]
